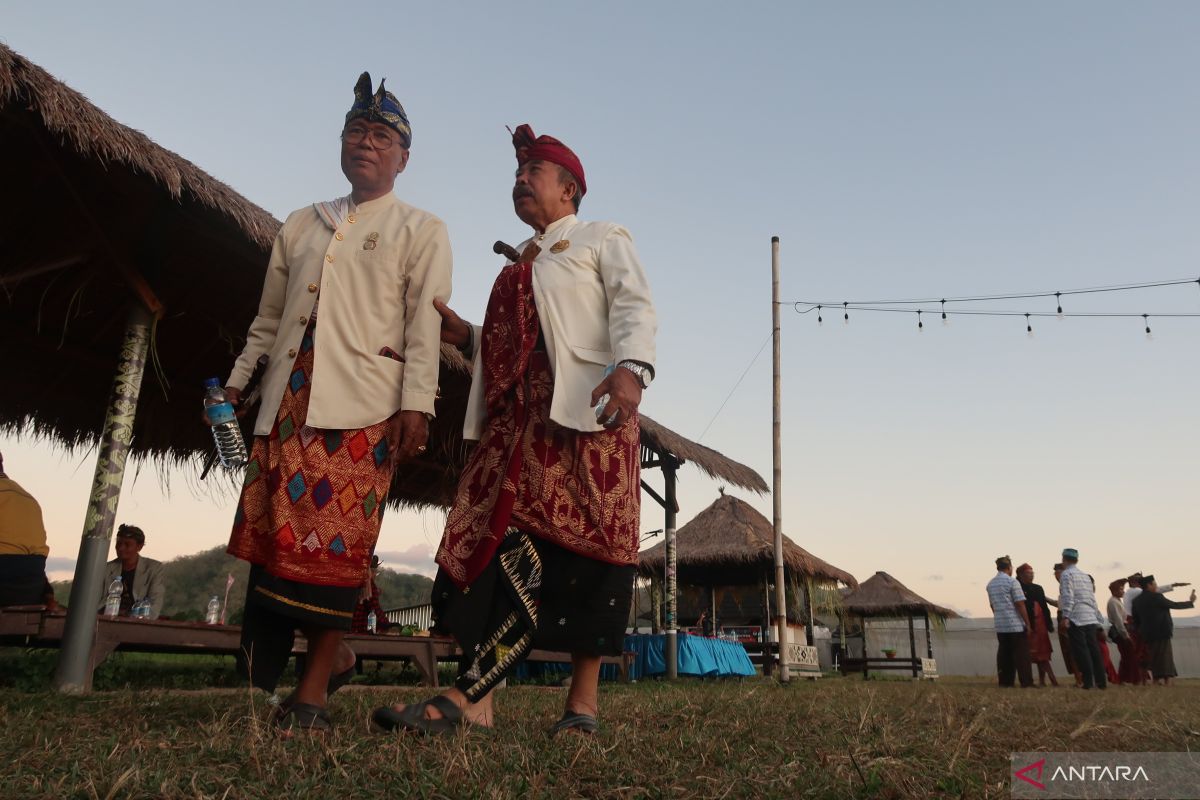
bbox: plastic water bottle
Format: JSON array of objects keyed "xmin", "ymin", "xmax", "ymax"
[
  {"xmin": 132, "ymin": 599, "xmax": 147, "ymax": 619},
  {"xmin": 205, "ymin": 596, "xmax": 220, "ymax": 625},
  {"xmin": 203, "ymin": 378, "xmax": 248, "ymax": 468},
  {"xmin": 104, "ymin": 577, "xmax": 123, "ymax": 617},
  {"xmin": 366, "ymin": 610, "xmax": 377, "ymax": 634}
]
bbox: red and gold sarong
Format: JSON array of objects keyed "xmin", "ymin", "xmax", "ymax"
[
  {"xmin": 227, "ymin": 312, "xmax": 395, "ymax": 588},
  {"xmin": 435, "ymin": 259, "xmax": 641, "ymax": 588}
]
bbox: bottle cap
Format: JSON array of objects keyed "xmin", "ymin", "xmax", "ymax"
[{"xmin": 203, "ymin": 377, "xmax": 221, "ymax": 388}]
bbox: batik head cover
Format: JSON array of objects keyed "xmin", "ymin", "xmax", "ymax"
[
  {"xmin": 512, "ymin": 124, "xmax": 586, "ymax": 196},
  {"xmin": 346, "ymin": 72, "xmax": 411, "ymax": 148}
]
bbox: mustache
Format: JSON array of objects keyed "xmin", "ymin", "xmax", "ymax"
[{"xmin": 512, "ymin": 185, "xmax": 534, "ymax": 200}]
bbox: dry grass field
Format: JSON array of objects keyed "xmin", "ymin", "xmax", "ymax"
[{"xmin": 1, "ymin": 676, "xmax": 1197, "ymax": 799}]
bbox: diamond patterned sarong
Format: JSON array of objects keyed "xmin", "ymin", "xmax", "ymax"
[{"xmin": 227, "ymin": 314, "xmax": 396, "ymax": 588}]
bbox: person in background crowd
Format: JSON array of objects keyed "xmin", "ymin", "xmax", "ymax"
[
  {"xmin": 1016, "ymin": 563, "xmax": 1058, "ymax": 686},
  {"xmin": 1132, "ymin": 575, "xmax": 1196, "ymax": 686},
  {"xmin": 97, "ymin": 524, "xmax": 165, "ymax": 618},
  {"xmin": 986, "ymin": 556, "xmax": 1033, "ymax": 688},
  {"xmin": 1123, "ymin": 572, "xmax": 1153, "ymax": 683},
  {"xmin": 1089, "ymin": 575, "xmax": 1119, "ymax": 685},
  {"xmin": 0, "ymin": 451, "xmax": 59, "ymax": 609},
  {"xmin": 1107, "ymin": 579, "xmax": 1142, "ymax": 685},
  {"xmin": 1124, "ymin": 571, "xmax": 1190, "ymax": 617},
  {"xmin": 1050, "ymin": 563, "xmax": 1081, "ymax": 687},
  {"xmin": 1057, "ymin": 548, "xmax": 1106, "ymax": 690}
]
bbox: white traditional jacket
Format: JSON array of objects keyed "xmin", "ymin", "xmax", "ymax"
[
  {"xmin": 463, "ymin": 214, "xmax": 656, "ymax": 438},
  {"xmin": 228, "ymin": 193, "xmax": 453, "ymax": 434}
]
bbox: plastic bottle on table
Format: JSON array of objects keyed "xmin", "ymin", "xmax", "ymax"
[
  {"xmin": 366, "ymin": 610, "xmax": 377, "ymax": 634},
  {"xmin": 205, "ymin": 596, "xmax": 220, "ymax": 625},
  {"xmin": 202, "ymin": 378, "xmax": 248, "ymax": 468},
  {"xmin": 132, "ymin": 599, "xmax": 146, "ymax": 619},
  {"xmin": 104, "ymin": 577, "xmax": 123, "ymax": 617}
]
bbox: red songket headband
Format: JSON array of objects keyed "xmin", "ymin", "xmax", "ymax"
[{"xmin": 511, "ymin": 123, "xmax": 587, "ymax": 196}]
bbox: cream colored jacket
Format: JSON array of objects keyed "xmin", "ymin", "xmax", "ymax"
[
  {"xmin": 229, "ymin": 194, "xmax": 452, "ymax": 434},
  {"xmin": 463, "ymin": 214, "xmax": 656, "ymax": 438}
]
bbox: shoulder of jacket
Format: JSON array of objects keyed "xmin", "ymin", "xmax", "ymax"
[{"xmin": 389, "ymin": 199, "xmax": 445, "ymax": 229}]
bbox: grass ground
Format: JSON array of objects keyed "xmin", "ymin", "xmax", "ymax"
[{"xmin": 1, "ymin": 676, "xmax": 1197, "ymax": 799}]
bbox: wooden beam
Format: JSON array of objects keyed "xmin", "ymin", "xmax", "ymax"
[{"xmin": 0, "ymin": 254, "xmax": 91, "ymax": 286}]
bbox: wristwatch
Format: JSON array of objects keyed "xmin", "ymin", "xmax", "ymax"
[{"xmin": 617, "ymin": 360, "xmax": 653, "ymax": 389}]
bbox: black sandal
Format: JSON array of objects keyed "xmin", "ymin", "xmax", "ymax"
[
  {"xmin": 275, "ymin": 702, "xmax": 332, "ymax": 735},
  {"xmin": 372, "ymin": 695, "xmax": 469, "ymax": 736},
  {"xmin": 550, "ymin": 710, "xmax": 599, "ymax": 736}
]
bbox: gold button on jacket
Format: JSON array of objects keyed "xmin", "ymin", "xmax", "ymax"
[
  {"xmin": 307, "ymin": 283, "xmax": 318, "ymax": 293},
  {"xmin": 287, "ymin": 348, "xmax": 297, "ymax": 358}
]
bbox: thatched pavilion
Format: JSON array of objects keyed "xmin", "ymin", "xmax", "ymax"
[
  {"xmin": 838, "ymin": 571, "xmax": 957, "ymax": 677},
  {"xmin": 1, "ymin": 44, "xmax": 767, "ymax": 688},
  {"xmin": 638, "ymin": 492, "xmax": 857, "ymax": 644}
]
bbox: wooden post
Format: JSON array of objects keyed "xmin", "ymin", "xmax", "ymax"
[
  {"xmin": 54, "ymin": 304, "xmax": 154, "ymax": 693},
  {"xmin": 908, "ymin": 614, "xmax": 918, "ymax": 678},
  {"xmin": 925, "ymin": 611, "xmax": 933, "ymax": 659},
  {"xmin": 803, "ymin": 580, "xmax": 815, "ymax": 646},
  {"xmin": 709, "ymin": 585, "xmax": 718, "ymax": 637},
  {"xmin": 650, "ymin": 577, "xmax": 661, "ymax": 634},
  {"xmin": 771, "ymin": 235, "xmax": 789, "ymax": 682},
  {"xmin": 663, "ymin": 456, "xmax": 679, "ymax": 680}
]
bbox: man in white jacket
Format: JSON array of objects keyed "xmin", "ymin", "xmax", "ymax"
[
  {"xmin": 375, "ymin": 124, "xmax": 656, "ymax": 737},
  {"xmin": 223, "ymin": 72, "xmax": 452, "ymax": 733}
]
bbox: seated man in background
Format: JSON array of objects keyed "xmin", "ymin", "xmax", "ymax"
[
  {"xmin": 97, "ymin": 524, "xmax": 166, "ymax": 618},
  {"xmin": 0, "ymin": 450, "xmax": 56, "ymax": 607}
]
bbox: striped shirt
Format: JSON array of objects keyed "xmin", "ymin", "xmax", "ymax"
[
  {"xmin": 1058, "ymin": 565, "xmax": 1104, "ymax": 626},
  {"xmin": 987, "ymin": 571, "xmax": 1027, "ymax": 633}
]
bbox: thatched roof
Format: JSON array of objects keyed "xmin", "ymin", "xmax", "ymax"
[
  {"xmin": 840, "ymin": 571, "xmax": 957, "ymax": 619},
  {"xmin": 0, "ymin": 44, "xmax": 766, "ymax": 509},
  {"xmin": 638, "ymin": 492, "xmax": 858, "ymax": 588}
]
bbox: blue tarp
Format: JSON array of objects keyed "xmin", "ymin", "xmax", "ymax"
[{"xmin": 624, "ymin": 633, "xmax": 756, "ymax": 679}]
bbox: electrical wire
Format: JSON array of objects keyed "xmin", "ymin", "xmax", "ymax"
[{"xmin": 697, "ymin": 329, "xmax": 773, "ymax": 443}]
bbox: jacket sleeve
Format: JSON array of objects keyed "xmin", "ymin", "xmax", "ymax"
[
  {"xmin": 599, "ymin": 225, "xmax": 657, "ymax": 371},
  {"xmin": 400, "ymin": 218, "xmax": 454, "ymax": 415},
  {"xmin": 228, "ymin": 220, "xmax": 291, "ymax": 389},
  {"xmin": 145, "ymin": 561, "xmax": 166, "ymax": 619},
  {"xmin": 1059, "ymin": 576, "xmax": 1074, "ymax": 621}
]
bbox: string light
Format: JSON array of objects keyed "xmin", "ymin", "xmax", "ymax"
[
  {"xmin": 917, "ymin": 310, "xmax": 923, "ymax": 330},
  {"xmin": 1055, "ymin": 291, "xmax": 1063, "ymax": 316},
  {"xmin": 940, "ymin": 299, "xmax": 947, "ymax": 320},
  {"xmin": 843, "ymin": 301, "xmax": 849, "ymax": 323},
  {"xmin": 817, "ymin": 305, "xmax": 823, "ymax": 324}
]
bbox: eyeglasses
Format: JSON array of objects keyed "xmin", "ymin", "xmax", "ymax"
[{"xmin": 342, "ymin": 124, "xmax": 398, "ymax": 149}]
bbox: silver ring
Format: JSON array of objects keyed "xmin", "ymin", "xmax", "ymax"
[{"xmin": 417, "ymin": 445, "xmax": 427, "ymax": 453}]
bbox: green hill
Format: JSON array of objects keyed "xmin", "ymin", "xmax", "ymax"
[{"xmin": 53, "ymin": 546, "xmax": 434, "ymax": 622}]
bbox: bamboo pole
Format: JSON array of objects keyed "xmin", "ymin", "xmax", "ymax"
[
  {"xmin": 54, "ymin": 304, "xmax": 154, "ymax": 693},
  {"xmin": 771, "ymin": 236, "xmax": 790, "ymax": 682},
  {"xmin": 663, "ymin": 457, "xmax": 679, "ymax": 680}
]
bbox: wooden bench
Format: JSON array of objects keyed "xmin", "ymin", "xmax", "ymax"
[
  {"xmin": 2, "ymin": 607, "xmax": 630, "ymax": 689},
  {"xmin": 838, "ymin": 656, "xmax": 923, "ymax": 679}
]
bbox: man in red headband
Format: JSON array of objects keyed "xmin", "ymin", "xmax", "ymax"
[{"xmin": 375, "ymin": 124, "xmax": 657, "ymax": 736}]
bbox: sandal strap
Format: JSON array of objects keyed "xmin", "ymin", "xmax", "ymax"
[{"xmin": 426, "ymin": 694, "xmax": 465, "ymax": 724}]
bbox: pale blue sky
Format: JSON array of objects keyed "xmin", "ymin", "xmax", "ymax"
[{"xmin": 3, "ymin": 2, "xmax": 1197, "ymax": 617}]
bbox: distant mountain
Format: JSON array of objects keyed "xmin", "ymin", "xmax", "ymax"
[{"xmin": 52, "ymin": 546, "xmax": 434, "ymax": 621}]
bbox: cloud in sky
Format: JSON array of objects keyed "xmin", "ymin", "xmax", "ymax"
[
  {"xmin": 376, "ymin": 545, "xmax": 437, "ymax": 577},
  {"xmin": 926, "ymin": 575, "xmax": 944, "ymax": 581}
]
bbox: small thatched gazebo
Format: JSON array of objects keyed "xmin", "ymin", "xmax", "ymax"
[
  {"xmin": 839, "ymin": 571, "xmax": 958, "ymax": 678},
  {"xmin": 638, "ymin": 492, "xmax": 857, "ymax": 644}
]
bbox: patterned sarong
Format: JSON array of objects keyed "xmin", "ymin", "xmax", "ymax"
[
  {"xmin": 227, "ymin": 309, "xmax": 396, "ymax": 589},
  {"xmin": 434, "ymin": 259, "xmax": 641, "ymax": 589}
]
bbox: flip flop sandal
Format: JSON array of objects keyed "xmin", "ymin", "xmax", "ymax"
[
  {"xmin": 276, "ymin": 702, "xmax": 332, "ymax": 735},
  {"xmin": 372, "ymin": 695, "xmax": 469, "ymax": 736},
  {"xmin": 275, "ymin": 662, "xmax": 357, "ymax": 718},
  {"xmin": 550, "ymin": 711, "xmax": 599, "ymax": 736}
]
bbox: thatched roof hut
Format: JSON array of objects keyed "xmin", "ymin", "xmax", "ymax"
[
  {"xmin": 0, "ymin": 44, "xmax": 765, "ymax": 508},
  {"xmin": 841, "ymin": 572, "xmax": 957, "ymax": 620},
  {"xmin": 638, "ymin": 492, "xmax": 857, "ymax": 588}
]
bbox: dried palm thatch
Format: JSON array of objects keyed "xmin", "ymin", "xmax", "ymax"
[
  {"xmin": 0, "ymin": 44, "xmax": 766, "ymax": 511},
  {"xmin": 638, "ymin": 492, "xmax": 858, "ymax": 588},
  {"xmin": 841, "ymin": 571, "xmax": 957, "ymax": 619}
]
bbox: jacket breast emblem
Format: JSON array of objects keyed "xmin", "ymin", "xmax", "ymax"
[
  {"xmin": 363, "ymin": 232, "xmax": 380, "ymax": 251},
  {"xmin": 549, "ymin": 239, "xmax": 570, "ymax": 254}
]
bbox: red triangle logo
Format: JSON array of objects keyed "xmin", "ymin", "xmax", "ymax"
[{"xmin": 1014, "ymin": 758, "xmax": 1046, "ymax": 790}]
